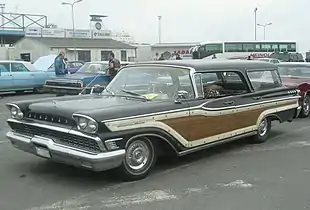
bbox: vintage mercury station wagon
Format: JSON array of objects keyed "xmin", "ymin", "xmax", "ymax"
[{"xmin": 6, "ymin": 60, "xmax": 301, "ymax": 181}]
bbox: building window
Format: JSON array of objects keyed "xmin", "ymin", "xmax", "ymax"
[
  {"xmin": 121, "ymin": 50, "xmax": 127, "ymax": 61},
  {"xmin": 101, "ymin": 51, "xmax": 112, "ymax": 61},
  {"xmin": 77, "ymin": 51, "xmax": 91, "ymax": 62}
]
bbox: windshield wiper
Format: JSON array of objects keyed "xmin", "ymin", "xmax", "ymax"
[{"xmin": 121, "ymin": 89, "xmax": 149, "ymax": 100}]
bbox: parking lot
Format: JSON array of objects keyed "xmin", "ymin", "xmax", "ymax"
[{"xmin": 1, "ymin": 93, "xmax": 310, "ymax": 210}]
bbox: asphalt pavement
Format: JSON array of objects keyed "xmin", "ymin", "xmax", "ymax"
[{"xmin": 1, "ymin": 93, "xmax": 310, "ymax": 210}]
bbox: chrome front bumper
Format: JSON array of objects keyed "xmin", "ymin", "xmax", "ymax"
[{"xmin": 6, "ymin": 131, "xmax": 125, "ymax": 171}]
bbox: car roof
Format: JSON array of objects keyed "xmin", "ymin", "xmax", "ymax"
[
  {"xmin": 277, "ymin": 62, "xmax": 310, "ymax": 67},
  {"xmin": 135, "ymin": 60, "xmax": 276, "ymax": 72},
  {"xmin": 0, "ymin": 60, "xmax": 30, "ymax": 64}
]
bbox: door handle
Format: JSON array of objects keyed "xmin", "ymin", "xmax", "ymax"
[
  {"xmin": 252, "ymin": 96, "xmax": 262, "ymax": 100},
  {"xmin": 223, "ymin": 101, "xmax": 234, "ymax": 105}
]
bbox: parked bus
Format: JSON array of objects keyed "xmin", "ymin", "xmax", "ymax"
[{"xmin": 191, "ymin": 40, "xmax": 297, "ymax": 60}]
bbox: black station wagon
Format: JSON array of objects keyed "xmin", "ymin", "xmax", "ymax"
[{"xmin": 6, "ymin": 60, "xmax": 301, "ymax": 180}]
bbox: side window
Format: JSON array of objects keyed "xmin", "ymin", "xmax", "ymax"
[
  {"xmin": 0, "ymin": 63, "xmax": 9, "ymax": 72},
  {"xmin": 11, "ymin": 63, "xmax": 29, "ymax": 72},
  {"xmin": 201, "ymin": 71, "xmax": 248, "ymax": 99},
  {"xmin": 247, "ymin": 69, "xmax": 282, "ymax": 91}
]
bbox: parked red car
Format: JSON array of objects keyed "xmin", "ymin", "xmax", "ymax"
[{"xmin": 277, "ymin": 62, "xmax": 310, "ymax": 117}]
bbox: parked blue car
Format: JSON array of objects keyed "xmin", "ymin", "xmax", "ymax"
[
  {"xmin": 0, "ymin": 60, "xmax": 55, "ymax": 93},
  {"xmin": 44, "ymin": 61, "xmax": 134, "ymax": 95}
]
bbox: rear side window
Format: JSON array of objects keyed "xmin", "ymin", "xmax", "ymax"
[{"xmin": 247, "ymin": 69, "xmax": 282, "ymax": 91}]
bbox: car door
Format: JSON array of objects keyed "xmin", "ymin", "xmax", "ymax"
[
  {"xmin": 0, "ymin": 63, "xmax": 13, "ymax": 91},
  {"xmin": 186, "ymin": 71, "xmax": 249, "ymax": 146},
  {"xmin": 11, "ymin": 62, "xmax": 35, "ymax": 89}
]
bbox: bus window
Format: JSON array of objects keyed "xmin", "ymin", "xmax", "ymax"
[
  {"xmin": 261, "ymin": 44, "xmax": 272, "ymax": 52},
  {"xmin": 243, "ymin": 44, "xmax": 255, "ymax": 52},
  {"xmin": 288, "ymin": 43, "xmax": 296, "ymax": 52},
  {"xmin": 224, "ymin": 43, "xmax": 243, "ymax": 52},
  {"xmin": 271, "ymin": 44, "xmax": 279, "ymax": 51},
  {"xmin": 205, "ymin": 44, "xmax": 223, "ymax": 53},
  {"xmin": 279, "ymin": 44, "xmax": 288, "ymax": 52}
]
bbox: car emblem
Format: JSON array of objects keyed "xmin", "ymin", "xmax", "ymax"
[{"xmin": 53, "ymin": 100, "xmax": 57, "ymax": 104}]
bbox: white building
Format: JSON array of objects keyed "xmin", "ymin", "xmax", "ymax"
[{"xmin": 9, "ymin": 37, "xmax": 137, "ymax": 62}]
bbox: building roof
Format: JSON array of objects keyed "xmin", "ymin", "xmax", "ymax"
[
  {"xmin": 152, "ymin": 42, "xmax": 200, "ymax": 48},
  {"xmin": 135, "ymin": 60, "xmax": 276, "ymax": 72},
  {"xmin": 23, "ymin": 37, "xmax": 136, "ymax": 49}
]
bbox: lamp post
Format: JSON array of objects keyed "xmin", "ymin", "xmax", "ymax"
[
  {"xmin": 62, "ymin": 0, "xmax": 83, "ymax": 60},
  {"xmin": 158, "ymin": 15, "xmax": 162, "ymax": 43},
  {"xmin": 257, "ymin": 22, "xmax": 272, "ymax": 40},
  {"xmin": 254, "ymin": 7, "xmax": 258, "ymax": 40}
]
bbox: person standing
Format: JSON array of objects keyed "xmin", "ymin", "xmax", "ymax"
[
  {"xmin": 108, "ymin": 52, "xmax": 121, "ymax": 82},
  {"xmin": 54, "ymin": 51, "xmax": 66, "ymax": 76},
  {"xmin": 158, "ymin": 54, "xmax": 165, "ymax": 60},
  {"xmin": 176, "ymin": 54, "xmax": 182, "ymax": 60}
]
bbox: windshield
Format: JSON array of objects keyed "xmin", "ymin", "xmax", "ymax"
[
  {"xmin": 77, "ymin": 62, "xmax": 108, "ymax": 74},
  {"xmin": 278, "ymin": 66, "xmax": 310, "ymax": 77},
  {"xmin": 104, "ymin": 66, "xmax": 195, "ymax": 100}
]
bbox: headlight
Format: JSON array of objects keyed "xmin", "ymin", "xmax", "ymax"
[
  {"xmin": 8, "ymin": 105, "xmax": 24, "ymax": 119},
  {"xmin": 73, "ymin": 115, "xmax": 98, "ymax": 133}
]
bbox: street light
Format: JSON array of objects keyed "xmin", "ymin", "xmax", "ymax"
[
  {"xmin": 254, "ymin": 7, "xmax": 258, "ymax": 40},
  {"xmin": 158, "ymin": 16, "xmax": 162, "ymax": 43},
  {"xmin": 257, "ymin": 22, "xmax": 272, "ymax": 40},
  {"xmin": 62, "ymin": 0, "xmax": 83, "ymax": 60}
]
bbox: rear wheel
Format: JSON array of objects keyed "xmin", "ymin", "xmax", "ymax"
[
  {"xmin": 118, "ymin": 137, "xmax": 156, "ymax": 181},
  {"xmin": 299, "ymin": 95, "xmax": 310, "ymax": 118},
  {"xmin": 252, "ymin": 117, "xmax": 271, "ymax": 144}
]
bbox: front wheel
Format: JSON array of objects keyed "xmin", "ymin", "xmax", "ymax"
[
  {"xmin": 299, "ymin": 95, "xmax": 310, "ymax": 118},
  {"xmin": 118, "ymin": 137, "xmax": 156, "ymax": 181},
  {"xmin": 252, "ymin": 117, "xmax": 271, "ymax": 144}
]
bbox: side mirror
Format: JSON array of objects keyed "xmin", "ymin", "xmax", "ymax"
[
  {"xmin": 90, "ymin": 84, "xmax": 104, "ymax": 94},
  {"xmin": 177, "ymin": 90, "xmax": 189, "ymax": 99}
]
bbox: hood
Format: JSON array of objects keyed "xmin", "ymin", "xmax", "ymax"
[
  {"xmin": 33, "ymin": 54, "xmax": 57, "ymax": 70},
  {"xmin": 281, "ymin": 76, "xmax": 310, "ymax": 87},
  {"xmin": 27, "ymin": 95, "xmax": 179, "ymax": 122},
  {"xmin": 13, "ymin": 95, "xmax": 179, "ymax": 122}
]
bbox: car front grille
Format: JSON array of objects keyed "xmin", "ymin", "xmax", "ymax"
[
  {"xmin": 25, "ymin": 112, "xmax": 75, "ymax": 126},
  {"xmin": 45, "ymin": 80, "xmax": 82, "ymax": 88},
  {"xmin": 8, "ymin": 121, "xmax": 101, "ymax": 153}
]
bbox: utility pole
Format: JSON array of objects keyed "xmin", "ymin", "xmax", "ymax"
[
  {"xmin": 158, "ymin": 15, "xmax": 162, "ymax": 43},
  {"xmin": 0, "ymin": 4, "xmax": 5, "ymax": 47},
  {"xmin": 254, "ymin": 7, "xmax": 258, "ymax": 40}
]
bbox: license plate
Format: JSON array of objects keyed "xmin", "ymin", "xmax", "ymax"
[{"xmin": 36, "ymin": 147, "xmax": 51, "ymax": 158}]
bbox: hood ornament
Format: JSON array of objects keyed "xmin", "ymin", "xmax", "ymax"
[{"xmin": 53, "ymin": 100, "xmax": 57, "ymax": 104}]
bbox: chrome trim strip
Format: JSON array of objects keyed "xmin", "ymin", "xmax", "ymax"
[
  {"xmin": 102, "ymin": 96, "xmax": 300, "ymax": 123},
  {"xmin": 178, "ymin": 131, "xmax": 257, "ymax": 156},
  {"xmin": 44, "ymin": 85, "xmax": 83, "ymax": 90},
  {"xmin": 6, "ymin": 103, "xmax": 21, "ymax": 110},
  {"xmin": 7, "ymin": 118, "xmax": 105, "ymax": 151},
  {"xmin": 105, "ymin": 138, "xmax": 123, "ymax": 143}
]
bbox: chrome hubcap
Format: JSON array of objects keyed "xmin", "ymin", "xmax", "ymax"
[
  {"xmin": 258, "ymin": 118, "xmax": 268, "ymax": 136},
  {"xmin": 303, "ymin": 98, "xmax": 310, "ymax": 114},
  {"xmin": 126, "ymin": 140, "xmax": 150, "ymax": 171}
]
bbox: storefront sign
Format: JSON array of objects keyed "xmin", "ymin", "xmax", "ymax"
[
  {"xmin": 92, "ymin": 30, "xmax": 111, "ymax": 39},
  {"xmin": 42, "ymin": 28, "xmax": 65, "ymax": 38},
  {"xmin": 173, "ymin": 49, "xmax": 193, "ymax": 55},
  {"xmin": 66, "ymin": 29, "xmax": 91, "ymax": 38},
  {"xmin": 25, "ymin": 27, "xmax": 42, "ymax": 37}
]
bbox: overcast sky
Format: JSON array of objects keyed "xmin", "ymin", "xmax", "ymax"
[{"xmin": 3, "ymin": 0, "xmax": 310, "ymax": 52}]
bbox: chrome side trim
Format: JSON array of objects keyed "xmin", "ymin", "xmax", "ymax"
[
  {"xmin": 102, "ymin": 96, "xmax": 300, "ymax": 123},
  {"xmin": 105, "ymin": 138, "xmax": 123, "ymax": 143},
  {"xmin": 7, "ymin": 118, "xmax": 106, "ymax": 151},
  {"xmin": 44, "ymin": 85, "xmax": 83, "ymax": 90},
  {"xmin": 178, "ymin": 131, "xmax": 257, "ymax": 156}
]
